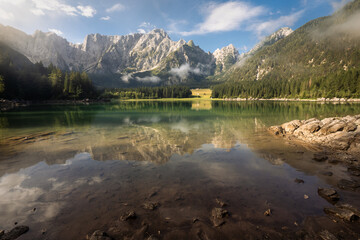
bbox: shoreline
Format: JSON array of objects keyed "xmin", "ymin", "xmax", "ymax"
[{"xmin": 2, "ymin": 97, "xmax": 360, "ymax": 112}]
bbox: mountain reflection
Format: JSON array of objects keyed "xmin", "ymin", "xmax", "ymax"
[{"xmin": 1, "ymin": 101, "xmax": 360, "ymax": 176}]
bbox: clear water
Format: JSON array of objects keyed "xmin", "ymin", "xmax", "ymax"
[{"xmin": 0, "ymin": 101, "xmax": 359, "ymax": 239}]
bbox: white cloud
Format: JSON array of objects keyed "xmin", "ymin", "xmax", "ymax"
[
  {"xmin": 137, "ymin": 29, "xmax": 146, "ymax": 34},
  {"xmin": 181, "ymin": 1, "xmax": 265, "ymax": 36},
  {"xmin": 48, "ymin": 28, "xmax": 63, "ymax": 35},
  {"xmin": 135, "ymin": 76, "xmax": 161, "ymax": 83},
  {"xmin": 251, "ymin": 10, "xmax": 304, "ymax": 37},
  {"xmin": 30, "ymin": 8, "xmax": 45, "ymax": 16},
  {"xmin": 32, "ymin": 0, "xmax": 78, "ymax": 16},
  {"xmin": 100, "ymin": 16, "xmax": 110, "ymax": 21},
  {"xmin": 170, "ymin": 63, "xmax": 202, "ymax": 79},
  {"xmin": 121, "ymin": 73, "xmax": 132, "ymax": 83},
  {"xmin": 330, "ymin": 0, "xmax": 351, "ymax": 11},
  {"xmin": 137, "ymin": 22, "xmax": 156, "ymax": 33},
  {"xmin": 0, "ymin": 8, "xmax": 14, "ymax": 20},
  {"xmin": 106, "ymin": 3, "xmax": 125, "ymax": 13},
  {"xmin": 77, "ymin": 5, "xmax": 96, "ymax": 18}
]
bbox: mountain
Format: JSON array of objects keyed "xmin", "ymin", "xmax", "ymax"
[
  {"xmin": 0, "ymin": 26, "xmax": 215, "ymax": 87},
  {"xmin": 223, "ymin": 0, "xmax": 360, "ymax": 84},
  {"xmin": 213, "ymin": 44, "xmax": 240, "ymax": 74}
]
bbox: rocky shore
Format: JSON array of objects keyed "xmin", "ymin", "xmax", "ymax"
[{"xmin": 269, "ymin": 115, "xmax": 360, "ymax": 154}]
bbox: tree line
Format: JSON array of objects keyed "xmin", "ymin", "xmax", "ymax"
[
  {"xmin": 212, "ymin": 69, "xmax": 360, "ymax": 99},
  {"xmin": 0, "ymin": 61, "xmax": 97, "ymax": 100},
  {"xmin": 103, "ymin": 86, "xmax": 192, "ymax": 99}
]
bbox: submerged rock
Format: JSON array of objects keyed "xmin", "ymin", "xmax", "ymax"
[
  {"xmin": 211, "ymin": 208, "xmax": 229, "ymax": 227},
  {"xmin": 318, "ymin": 230, "xmax": 338, "ymax": 240},
  {"xmin": 88, "ymin": 230, "xmax": 112, "ymax": 240},
  {"xmin": 318, "ymin": 188, "xmax": 340, "ymax": 203},
  {"xmin": 264, "ymin": 209, "xmax": 272, "ymax": 216},
  {"xmin": 0, "ymin": 226, "xmax": 29, "ymax": 240},
  {"xmin": 337, "ymin": 179, "xmax": 360, "ymax": 191},
  {"xmin": 324, "ymin": 207, "xmax": 358, "ymax": 221},
  {"xmin": 143, "ymin": 202, "xmax": 159, "ymax": 210},
  {"xmin": 294, "ymin": 178, "xmax": 305, "ymax": 184},
  {"xmin": 120, "ymin": 211, "xmax": 137, "ymax": 221}
]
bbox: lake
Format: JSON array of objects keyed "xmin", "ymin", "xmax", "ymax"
[{"xmin": 1, "ymin": 101, "xmax": 360, "ymax": 239}]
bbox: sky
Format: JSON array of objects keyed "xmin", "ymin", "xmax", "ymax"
[{"xmin": 0, "ymin": 0, "xmax": 353, "ymax": 53}]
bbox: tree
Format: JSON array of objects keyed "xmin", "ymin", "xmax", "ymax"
[{"xmin": 0, "ymin": 75, "xmax": 4, "ymax": 94}]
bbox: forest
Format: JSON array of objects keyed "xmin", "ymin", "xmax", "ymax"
[
  {"xmin": 212, "ymin": 69, "xmax": 360, "ymax": 99},
  {"xmin": 103, "ymin": 86, "xmax": 192, "ymax": 99},
  {"xmin": 0, "ymin": 58, "xmax": 97, "ymax": 100}
]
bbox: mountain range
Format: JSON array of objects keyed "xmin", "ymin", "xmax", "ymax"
[
  {"xmin": 0, "ymin": 0, "xmax": 359, "ymax": 90},
  {"xmin": 0, "ymin": 23, "xmax": 290, "ymax": 88}
]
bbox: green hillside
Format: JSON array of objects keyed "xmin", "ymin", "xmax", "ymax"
[{"xmin": 214, "ymin": 0, "xmax": 360, "ymax": 99}]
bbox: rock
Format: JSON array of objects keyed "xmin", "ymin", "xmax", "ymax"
[
  {"xmin": 120, "ymin": 211, "xmax": 137, "ymax": 221},
  {"xmin": 335, "ymin": 203, "xmax": 360, "ymax": 216},
  {"xmin": 281, "ymin": 120, "xmax": 302, "ymax": 134},
  {"xmin": 268, "ymin": 126, "xmax": 283, "ymax": 136},
  {"xmin": 304, "ymin": 194, "xmax": 309, "ymax": 199},
  {"xmin": 318, "ymin": 188, "xmax": 340, "ymax": 203},
  {"xmin": 344, "ymin": 122, "xmax": 357, "ymax": 132},
  {"xmin": 294, "ymin": 178, "xmax": 305, "ymax": 184},
  {"xmin": 215, "ymin": 198, "xmax": 227, "ymax": 207},
  {"xmin": 143, "ymin": 202, "xmax": 158, "ymax": 210},
  {"xmin": 347, "ymin": 166, "xmax": 360, "ymax": 176},
  {"xmin": 0, "ymin": 230, "xmax": 4, "ymax": 237},
  {"xmin": 264, "ymin": 209, "xmax": 271, "ymax": 216},
  {"xmin": 337, "ymin": 179, "xmax": 360, "ymax": 191},
  {"xmin": 295, "ymin": 121, "xmax": 321, "ymax": 135},
  {"xmin": 320, "ymin": 171, "xmax": 333, "ymax": 176},
  {"xmin": 318, "ymin": 230, "xmax": 338, "ymax": 240},
  {"xmin": 0, "ymin": 226, "xmax": 29, "ymax": 240},
  {"xmin": 324, "ymin": 207, "xmax": 358, "ymax": 221},
  {"xmin": 88, "ymin": 230, "xmax": 112, "ymax": 240},
  {"xmin": 313, "ymin": 153, "xmax": 328, "ymax": 162},
  {"xmin": 211, "ymin": 208, "xmax": 229, "ymax": 227}
]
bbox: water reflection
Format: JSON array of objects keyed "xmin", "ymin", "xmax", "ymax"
[{"xmin": 1, "ymin": 101, "xmax": 360, "ymax": 239}]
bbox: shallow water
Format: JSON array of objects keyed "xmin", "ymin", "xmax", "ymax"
[{"xmin": 0, "ymin": 101, "xmax": 360, "ymax": 239}]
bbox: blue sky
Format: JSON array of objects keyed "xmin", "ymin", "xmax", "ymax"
[{"xmin": 0, "ymin": 0, "xmax": 352, "ymax": 52}]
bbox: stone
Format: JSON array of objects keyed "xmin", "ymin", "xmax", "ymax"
[
  {"xmin": 318, "ymin": 188, "xmax": 340, "ymax": 203},
  {"xmin": 268, "ymin": 126, "xmax": 283, "ymax": 136},
  {"xmin": 294, "ymin": 178, "xmax": 305, "ymax": 184},
  {"xmin": 215, "ymin": 198, "xmax": 227, "ymax": 207},
  {"xmin": 264, "ymin": 209, "xmax": 271, "ymax": 216},
  {"xmin": 143, "ymin": 202, "xmax": 158, "ymax": 210},
  {"xmin": 313, "ymin": 153, "xmax": 328, "ymax": 162},
  {"xmin": 211, "ymin": 208, "xmax": 229, "ymax": 227},
  {"xmin": 321, "ymin": 171, "xmax": 333, "ymax": 176},
  {"xmin": 0, "ymin": 226, "xmax": 29, "ymax": 240},
  {"xmin": 318, "ymin": 230, "xmax": 338, "ymax": 240},
  {"xmin": 89, "ymin": 230, "xmax": 112, "ymax": 240},
  {"xmin": 324, "ymin": 207, "xmax": 358, "ymax": 221},
  {"xmin": 344, "ymin": 123, "xmax": 357, "ymax": 132},
  {"xmin": 347, "ymin": 166, "xmax": 360, "ymax": 176},
  {"xmin": 337, "ymin": 179, "xmax": 360, "ymax": 191},
  {"xmin": 281, "ymin": 120, "xmax": 302, "ymax": 134},
  {"xmin": 335, "ymin": 203, "xmax": 360, "ymax": 216},
  {"xmin": 120, "ymin": 211, "xmax": 137, "ymax": 221}
]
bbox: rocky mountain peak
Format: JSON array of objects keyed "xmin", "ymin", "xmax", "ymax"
[
  {"xmin": 250, "ymin": 27, "xmax": 293, "ymax": 54},
  {"xmin": 213, "ymin": 44, "xmax": 240, "ymax": 73}
]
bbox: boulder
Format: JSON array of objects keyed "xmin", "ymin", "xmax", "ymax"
[
  {"xmin": 211, "ymin": 208, "xmax": 229, "ymax": 227},
  {"xmin": 281, "ymin": 120, "xmax": 302, "ymax": 134},
  {"xmin": 337, "ymin": 179, "xmax": 360, "ymax": 191},
  {"xmin": 268, "ymin": 126, "xmax": 283, "ymax": 136},
  {"xmin": 0, "ymin": 226, "xmax": 29, "ymax": 240},
  {"xmin": 324, "ymin": 207, "xmax": 358, "ymax": 221},
  {"xmin": 318, "ymin": 188, "xmax": 340, "ymax": 203}
]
